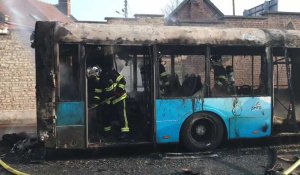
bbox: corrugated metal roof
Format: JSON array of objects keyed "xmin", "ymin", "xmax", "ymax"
[{"xmin": 0, "ymin": 0, "xmax": 72, "ymax": 29}]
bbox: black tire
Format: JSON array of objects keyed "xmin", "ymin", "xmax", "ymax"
[{"xmin": 180, "ymin": 112, "xmax": 224, "ymax": 151}]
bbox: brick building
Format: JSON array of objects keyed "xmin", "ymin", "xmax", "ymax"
[
  {"xmin": 167, "ymin": 0, "xmax": 300, "ymax": 29},
  {"xmin": 0, "ymin": 0, "xmax": 72, "ymax": 135},
  {"xmin": 165, "ymin": 0, "xmax": 299, "ymax": 88}
]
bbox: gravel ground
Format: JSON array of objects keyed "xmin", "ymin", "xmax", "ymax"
[{"xmin": 0, "ymin": 141, "xmax": 299, "ymax": 175}]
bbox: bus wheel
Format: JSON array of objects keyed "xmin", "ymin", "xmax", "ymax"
[{"xmin": 181, "ymin": 113, "xmax": 224, "ymax": 151}]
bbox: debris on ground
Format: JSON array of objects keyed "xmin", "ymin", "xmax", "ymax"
[
  {"xmin": 265, "ymin": 145, "xmax": 300, "ymax": 175},
  {"xmin": 2, "ymin": 132, "xmax": 29, "ymax": 147},
  {"xmin": 161, "ymin": 152, "xmax": 218, "ymax": 160},
  {"xmin": 1, "ymin": 133, "xmax": 45, "ymax": 164},
  {"xmin": 277, "ymin": 155, "xmax": 298, "ymax": 163},
  {"xmin": 0, "ymin": 137, "xmax": 299, "ymax": 174}
]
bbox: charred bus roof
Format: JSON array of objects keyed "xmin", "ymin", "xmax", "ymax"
[{"xmin": 34, "ymin": 21, "xmax": 300, "ymax": 48}]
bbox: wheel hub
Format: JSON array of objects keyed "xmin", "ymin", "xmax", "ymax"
[{"xmin": 195, "ymin": 125, "xmax": 206, "ymax": 136}]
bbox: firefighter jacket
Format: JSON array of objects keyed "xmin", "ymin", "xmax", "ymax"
[
  {"xmin": 93, "ymin": 69, "xmax": 126, "ymax": 105},
  {"xmin": 213, "ymin": 64, "xmax": 227, "ymax": 87},
  {"xmin": 159, "ymin": 63, "xmax": 170, "ymax": 95}
]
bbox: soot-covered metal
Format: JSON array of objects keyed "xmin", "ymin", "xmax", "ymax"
[{"xmin": 33, "ymin": 21, "xmax": 300, "ymax": 149}]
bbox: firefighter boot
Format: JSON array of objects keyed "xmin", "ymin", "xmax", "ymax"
[
  {"xmin": 103, "ymin": 132, "xmax": 116, "ymax": 143},
  {"xmin": 102, "ymin": 126, "xmax": 117, "ymax": 143},
  {"xmin": 118, "ymin": 132, "xmax": 130, "ymax": 141}
]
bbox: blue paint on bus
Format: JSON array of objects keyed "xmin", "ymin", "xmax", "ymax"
[
  {"xmin": 156, "ymin": 97, "xmax": 272, "ymax": 143},
  {"xmin": 56, "ymin": 102, "xmax": 85, "ymax": 126}
]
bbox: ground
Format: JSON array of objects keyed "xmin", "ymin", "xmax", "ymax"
[{"xmin": 0, "ymin": 137, "xmax": 299, "ymax": 175}]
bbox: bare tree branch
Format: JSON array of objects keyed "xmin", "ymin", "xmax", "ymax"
[{"xmin": 161, "ymin": 0, "xmax": 182, "ymax": 16}]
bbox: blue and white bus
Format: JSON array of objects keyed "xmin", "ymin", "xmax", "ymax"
[{"xmin": 33, "ymin": 21, "xmax": 299, "ymax": 151}]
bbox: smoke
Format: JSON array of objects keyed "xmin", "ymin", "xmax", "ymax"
[
  {"xmin": 59, "ymin": 62, "xmax": 80, "ymax": 101},
  {"xmin": 115, "ymin": 58, "xmax": 127, "ymax": 72},
  {"xmin": 2, "ymin": 0, "xmax": 35, "ymax": 48}
]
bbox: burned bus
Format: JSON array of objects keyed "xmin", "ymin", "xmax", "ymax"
[{"xmin": 33, "ymin": 21, "xmax": 300, "ymax": 151}]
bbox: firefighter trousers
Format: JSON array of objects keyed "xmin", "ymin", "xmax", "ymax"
[{"xmin": 102, "ymin": 99, "xmax": 129, "ymax": 133}]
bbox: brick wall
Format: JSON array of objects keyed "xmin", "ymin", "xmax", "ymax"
[
  {"xmin": 170, "ymin": 1, "xmax": 300, "ymax": 30},
  {"xmin": 222, "ymin": 13, "xmax": 300, "ymax": 30},
  {"xmin": 106, "ymin": 15, "xmax": 165, "ymax": 26},
  {"xmin": 168, "ymin": 1, "xmax": 300, "ymax": 90},
  {"xmin": 173, "ymin": 0, "xmax": 219, "ymax": 22},
  {"xmin": 0, "ymin": 30, "xmax": 36, "ymax": 135}
]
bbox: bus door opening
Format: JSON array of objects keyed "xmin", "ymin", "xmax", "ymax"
[
  {"xmin": 85, "ymin": 45, "xmax": 153, "ymax": 146},
  {"xmin": 56, "ymin": 44, "xmax": 85, "ymax": 149},
  {"xmin": 273, "ymin": 47, "xmax": 299, "ymax": 133}
]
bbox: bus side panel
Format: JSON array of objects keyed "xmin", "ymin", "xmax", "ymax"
[
  {"xmin": 156, "ymin": 97, "xmax": 272, "ymax": 144},
  {"xmin": 228, "ymin": 97, "xmax": 272, "ymax": 139},
  {"xmin": 56, "ymin": 102, "xmax": 85, "ymax": 126},
  {"xmin": 202, "ymin": 97, "xmax": 272, "ymax": 139},
  {"xmin": 55, "ymin": 102, "xmax": 85, "ymax": 149},
  {"xmin": 156, "ymin": 99, "xmax": 194, "ymax": 143}
]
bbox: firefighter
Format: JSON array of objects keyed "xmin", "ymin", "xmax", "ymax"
[
  {"xmin": 92, "ymin": 47, "xmax": 129, "ymax": 140},
  {"xmin": 92, "ymin": 66, "xmax": 114, "ymax": 137},
  {"xmin": 225, "ymin": 65, "xmax": 235, "ymax": 94},
  {"xmin": 86, "ymin": 65, "xmax": 102, "ymax": 107},
  {"xmin": 86, "ymin": 65, "xmax": 103, "ymax": 142},
  {"xmin": 139, "ymin": 56, "xmax": 171, "ymax": 96},
  {"xmin": 110, "ymin": 69, "xmax": 129, "ymax": 139},
  {"xmin": 211, "ymin": 55, "xmax": 228, "ymax": 96},
  {"xmin": 211, "ymin": 56, "xmax": 227, "ymax": 86},
  {"xmin": 159, "ymin": 57, "xmax": 171, "ymax": 96}
]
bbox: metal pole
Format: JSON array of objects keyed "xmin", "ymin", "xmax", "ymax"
[
  {"xmin": 266, "ymin": 47, "xmax": 273, "ymax": 98},
  {"xmin": 232, "ymin": 0, "xmax": 236, "ymax": 16},
  {"xmin": 252, "ymin": 55, "xmax": 254, "ymax": 96},
  {"xmin": 276, "ymin": 57, "xmax": 279, "ymax": 98},
  {"xmin": 171, "ymin": 55, "xmax": 175, "ymax": 77},
  {"xmin": 124, "ymin": 0, "xmax": 128, "ymax": 18},
  {"xmin": 133, "ymin": 54, "xmax": 137, "ymax": 92},
  {"xmin": 231, "ymin": 55, "xmax": 234, "ymax": 69},
  {"xmin": 152, "ymin": 45, "xmax": 158, "ymax": 149},
  {"xmin": 205, "ymin": 46, "xmax": 211, "ymax": 96},
  {"xmin": 284, "ymin": 48, "xmax": 298, "ymax": 132}
]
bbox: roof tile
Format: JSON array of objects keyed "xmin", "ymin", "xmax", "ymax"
[{"xmin": 0, "ymin": 0, "xmax": 72, "ymax": 28}]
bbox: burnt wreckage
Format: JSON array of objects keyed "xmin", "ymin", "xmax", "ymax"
[{"xmin": 33, "ymin": 21, "xmax": 300, "ymax": 150}]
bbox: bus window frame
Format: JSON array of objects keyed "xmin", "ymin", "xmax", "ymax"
[
  {"xmin": 152, "ymin": 45, "xmax": 158, "ymax": 144},
  {"xmin": 155, "ymin": 44, "xmax": 208, "ymax": 99},
  {"xmin": 155, "ymin": 45, "xmax": 270, "ymax": 99},
  {"xmin": 57, "ymin": 43, "xmax": 84, "ymax": 102},
  {"xmin": 210, "ymin": 45, "xmax": 270, "ymax": 98}
]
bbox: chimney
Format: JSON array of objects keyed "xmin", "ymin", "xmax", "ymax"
[
  {"xmin": 58, "ymin": 0, "xmax": 71, "ymax": 17},
  {"xmin": 0, "ymin": 15, "xmax": 9, "ymax": 35},
  {"xmin": 4, "ymin": 15, "xmax": 9, "ymax": 22}
]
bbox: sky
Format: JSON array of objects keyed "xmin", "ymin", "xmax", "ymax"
[{"xmin": 42, "ymin": 0, "xmax": 298, "ymax": 21}]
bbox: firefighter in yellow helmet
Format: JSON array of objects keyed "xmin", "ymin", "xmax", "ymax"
[{"xmin": 92, "ymin": 46, "xmax": 129, "ymax": 141}]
